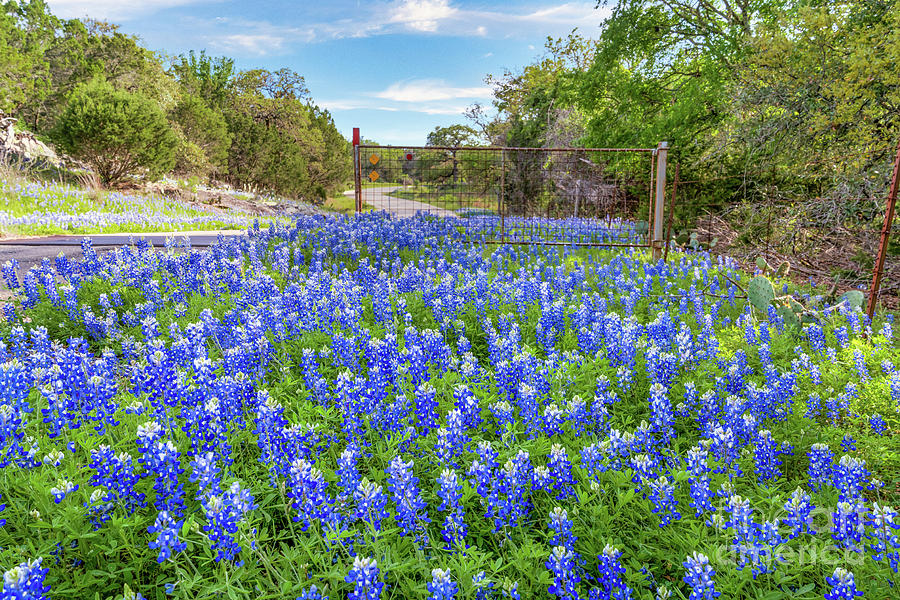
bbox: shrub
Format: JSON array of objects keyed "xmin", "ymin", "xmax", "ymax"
[{"xmin": 53, "ymin": 78, "xmax": 176, "ymax": 187}]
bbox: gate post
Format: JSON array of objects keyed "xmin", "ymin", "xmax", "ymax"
[
  {"xmin": 353, "ymin": 127, "xmax": 361, "ymax": 213},
  {"xmin": 652, "ymin": 141, "xmax": 668, "ymax": 260},
  {"xmin": 867, "ymin": 137, "xmax": 900, "ymax": 320}
]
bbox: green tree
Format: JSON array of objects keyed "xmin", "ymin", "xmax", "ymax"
[
  {"xmin": 170, "ymin": 50, "xmax": 235, "ymax": 109},
  {"xmin": 0, "ymin": 0, "xmax": 54, "ymax": 114},
  {"xmin": 53, "ymin": 78, "xmax": 176, "ymax": 186},
  {"xmin": 426, "ymin": 124, "xmax": 480, "ymax": 184},
  {"xmin": 169, "ymin": 94, "xmax": 230, "ymax": 176}
]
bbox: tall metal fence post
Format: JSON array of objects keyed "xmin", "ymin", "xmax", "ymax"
[
  {"xmin": 500, "ymin": 148, "xmax": 506, "ymax": 242},
  {"xmin": 867, "ymin": 138, "xmax": 900, "ymax": 320},
  {"xmin": 664, "ymin": 163, "xmax": 680, "ymax": 262},
  {"xmin": 352, "ymin": 127, "xmax": 361, "ymax": 213},
  {"xmin": 652, "ymin": 141, "xmax": 668, "ymax": 260}
]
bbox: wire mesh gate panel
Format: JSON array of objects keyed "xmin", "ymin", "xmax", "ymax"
[{"xmin": 353, "ymin": 144, "xmax": 660, "ymax": 246}]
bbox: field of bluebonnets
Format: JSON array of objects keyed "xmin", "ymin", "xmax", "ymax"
[
  {"xmin": 0, "ymin": 211, "xmax": 898, "ymax": 600},
  {"xmin": 0, "ymin": 179, "xmax": 256, "ymax": 237}
]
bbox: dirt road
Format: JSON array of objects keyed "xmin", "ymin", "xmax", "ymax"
[{"xmin": 345, "ymin": 186, "xmax": 456, "ymax": 218}]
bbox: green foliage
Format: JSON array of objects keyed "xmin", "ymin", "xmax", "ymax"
[
  {"xmin": 1, "ymin": 3, "xmax": 350, "ymax": 199},
  {"xmin": 53, "ymin": 78, "xmax": 177, "ymax": 186},
  {"xmin": 475, "ymin": 1, "xmax": 900, "ymax": 221},
  {"xmin": 169, "ymin": 94, "xmax": 230, "ymax": 176},
  {"xmin": 748, "ymin": 275, "xmax": 776, "ymax": 314}
]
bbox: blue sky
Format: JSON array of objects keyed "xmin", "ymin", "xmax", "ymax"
[{"xmin": 46, "ymin": 1, "xmax": 609, "ymax": 145}]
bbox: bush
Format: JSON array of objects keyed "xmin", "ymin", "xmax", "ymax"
[
  {"xmin": 53, "ymin": 78, "xmax": 176, "ymax": 187},
  {"xmin": 169, "ymin": 94, "xmax": 230, "ymax": 177}
]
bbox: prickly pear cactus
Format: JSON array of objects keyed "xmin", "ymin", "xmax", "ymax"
[
  {"xmin": 840, "ymin": 290, "xmax": 865, "ymax": 311},
  {"xmin": 777, "ymin": 304, "xmax": 800, "ymax": 329},
  {"xmin": 748, "ymin": 275, "xmax": 776, "ymax": 313},
  {"xmin": 775, "ymin": 261, "xmax": 790, "ymax": 278},
  {"xmin": 755, "ymin": 257, "xmax": 769, "ymax": 273}
]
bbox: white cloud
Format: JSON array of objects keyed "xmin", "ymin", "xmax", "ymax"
[
  {"xmin": 373, "ymin": 79, "xmax": 491, "ymax": 103},
  {"xmin": 46, "ymin": 0, "xmax": 205, "ymax": 21},
  {"xmin": 210, "ymin": 33, "xmax": 285, "ymax": 56},
  {"xmin": 204, "ymin": 1, "xmax": 608, "ymax": 52},
  {"xmin": 388, "ymin": 0, "xmax": 456, "ymax": 33},
  {"xmin": 320, "ymin": 78, "xmax": 489, "ymax": 117}
]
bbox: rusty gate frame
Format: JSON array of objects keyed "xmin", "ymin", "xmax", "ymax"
[{"xmin": 352, "ymin": 129, "xmax": 668, "ymax": 257}]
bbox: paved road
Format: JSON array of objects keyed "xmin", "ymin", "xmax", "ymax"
[
  {"xmin": 344, "ymin": 186, "xmax": 456, "ymax": 218},
  {"xmin": 0, "ymin": 230, "xmax": 246, "ymax": 276}
]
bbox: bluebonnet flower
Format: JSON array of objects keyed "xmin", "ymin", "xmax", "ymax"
[
  {"xmin": 297, "ymin": 585, "xmax": 327, "ymax": 600},
  {"xmin": 648, "ymin": 383, "xmax": 674, "ymax": 445},
  {"xmin": 840, "ymin": 435, "xmax": 856, "ymax": 453},
  {"xmin": 867, "ymin": 503, "xmax": 899, "ymax": 572},
  {"xmin": 472, "ymin": 571, "xmax": 494, "ymax": 600},
  {"xmin": 542, "ymin": 403, "xmax": 565, "ymax": 437},
  {"xmin": 648, "ymin": 476, "xmax": 681, "ymax": 527},
  {"xmin": 782, "ymin": 488, "xmax": 814, "ymax": 539},
  {"xmin": 832, "ymin": 501, "xmax": 865, "ymax": 553},
  {"xmin": 548, "ymin": 444, "xmax": 576, "ymax": 501},
  {"xmin": 824, "ymin": 568, "xmax": 863, "ymax": 600},
  {"xmin": 435, "ymin": 409, "xmax": 468, "ymax": 467},
  {"xmin": 686, "ymin": 445, "xmax": 713, "ymax": 516},
  {"xmin": 436, "ymin": 469, "xmax": 467, "ymax": 551},
  {"xmin": 501, "ymin": 581, "xmax": 521, "ymax": 600},
  {"xmin": 1, "ymin": 558, "xmax": 50, "ymax": 600},
  {"xmin": 490, "ymin": 400, "xmax": 515, "ymax": 432},
  {"xmin": 414, "ymin": 382, "xmax": 439, "ymax": 434},
  {"xmin": 726, "ymin": 494, "xmax": 765, "ymax": 574},
  {"xmin": 832, "ymin": 455, "xmax": 871, "ymax": 502},
  {"xmin": 189, "ymin": 451, "xmax": 221, "ymax": 499},
  {"xmin": 0, "ymin": 492, "xmax": 5, "ymax": 528},
  {"xmin": 753, "ymin": 430, "xmax": 782, "ymax": 483},
  {"xmin": 201, "ymin": 481, "xmax": 257, "ymax": 564},
  {"xmin": 807, "ymin": 443, "xmax": 834, "ymax": 492},
  {"xmin": 50, "ymin": 479, "xmax": 78, "ymax": 504},
  {"xmin": 494, "ymin": 451, "xmax": 532, "ymax": 530},
  {"xmin": 337, "ymin": 445, "xmax": 361, "ymax": 506},
  {"xmin": 386, "ymin": 456, "xmax": 429, "ymax": 544},
  {"xmin": 869, "ymin": 414, "xmax": 887, "ymax": 436},
  {"xmin": 546, "ymin": 545, "xmax": 580, "ymax": 600},
  {"xmin": 147, "ymin": 510, "xmax": 186, "ymax": 562},
  {"xmin": 594, "ymin": 544, "xmax": 632, "ymax": 600},
  {"xmin": 288, "ymin": 459, "xmax": 335, "ymax": 532},
  {"xmin": 354, "ymin": 480, "xmax": 389, "ymax": 531},
  {"xmin": 428, "ymin": 569, "xmax": 458, "ymax": 600},
  {"xmin": 682, "ymin": 552, "xmax": 719, "ymax": 600},
  {"xmin": 346, "ymin": 556, "xmax": 384, "ymax": 600},
  {"xmin": 548, "ymin": 507, "xmax": 577, "ymax": 552},
  {"xmin": 629, "ymin": 453, "xmax": 655, "ymax": 489},
  {"xmin": 852, "ymin": 349, "xmax": 869, "ymax": 382},
  {"xmin": 804, "ymin": 393, "xmax": 822, "ymax": 420}
]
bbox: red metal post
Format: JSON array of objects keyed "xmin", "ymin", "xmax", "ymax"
[
  {"xmin": 352, "ymin": 127, "xmax": 361, "ymax": 213},
  {"xmin": 867, "ymin": 138, "xmax": 900, "ymax": 320},
  {"xmin": 664, "ymin": 163, "xmax": 680, "ymax": 262}
]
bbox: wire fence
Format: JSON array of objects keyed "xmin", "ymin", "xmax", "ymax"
[
  {"xmin": 354, "ymin": 145, "xmax": 658, "ymax": 246},
  {"xmin": 665, "ymin": 147, "xmax": 900, "ymax": 310}
]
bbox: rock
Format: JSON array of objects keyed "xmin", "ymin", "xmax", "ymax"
[{"xmin": 0, "ymin": 112, "xmax": 62, "ymax": 167}]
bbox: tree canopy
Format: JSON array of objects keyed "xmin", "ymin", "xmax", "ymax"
[
  {"xmin": 467, "ymin": 0, "xmax": 900, "ymax": 209},
  {"xmin": 0, "ymin": 1, "xmax": 351, "ymax": 200}
]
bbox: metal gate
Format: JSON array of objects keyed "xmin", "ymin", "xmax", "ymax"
[{"xmin": 352, "ymin": 131, "xmax": 668, "ymax": 253}]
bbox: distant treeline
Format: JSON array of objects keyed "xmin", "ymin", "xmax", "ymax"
[
  {"xmin": 0, "ymin": 0, "xmax": 351, "ymax": 200},
  {"xmin": 467, "ymin": 0, "xmax": 900, "ymax": 224}
]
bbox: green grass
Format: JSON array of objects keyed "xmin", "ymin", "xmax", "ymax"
[
  {"xmin": 323, "ymin": 194, "xmax": 374, "ymax": 215},
  {"xmin": 0, "ymin": 222, "xmax": 898, "ymax": 600},
  {"xmin": 0, "ymin": 177, "xmax": 267, "ymax": 237}
]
